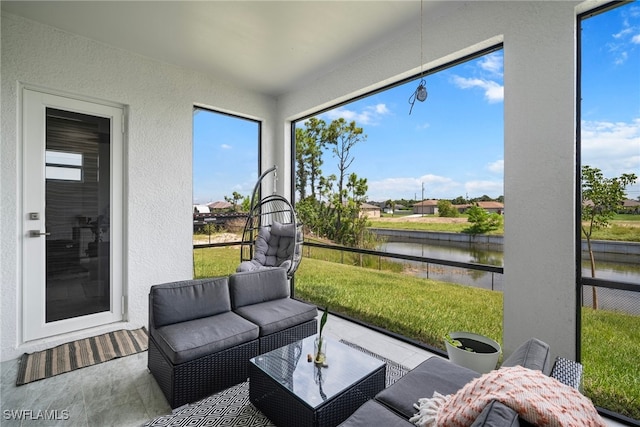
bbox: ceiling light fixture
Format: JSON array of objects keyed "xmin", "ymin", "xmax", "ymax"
[{"xmin": 409, "ymin": 0, "xmax": 428, "ymax": 115}]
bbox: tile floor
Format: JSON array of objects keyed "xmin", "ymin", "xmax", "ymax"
[{"xmin": 0, "ymin": 316, "xmax": 630, "ymax": 426}]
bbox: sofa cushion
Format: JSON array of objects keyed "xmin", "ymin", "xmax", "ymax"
[
  {"xmin": 152, "ymin": 311, "xmax": 259, "ymax": 364},
  {"xmin": 233, "ymin": 298, "xmax": 317, "ymax": 336},
  {"xmin": 375, "ymin": 357, "xmax": 480, "ymax": 419},
  {"xmin": 229, "ymin": 268, "xmax": 289, "ymax": 308},
  {"xmin": 338, "ymin": 400, "xmax": 414, "ymax": 427},
  {"xmin": 150, "ymin": 277, "xmax": 231, "ymax": 328},
  {"xmin": 470, "ymin": 400, "xmax": 521, "ymax": 427},
  {"xmin": 501, "ymin": 338, "xmax": 551, "ymax": 374}
]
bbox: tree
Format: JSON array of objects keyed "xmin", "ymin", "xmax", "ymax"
[
  {"xmin": 386, "ymin": 199, "xmax": 395, "ymax": 216},
  {"xmin": 581, "ymin": 165, "xmax": 637, "ymax": 309},
  {"xmin": 295, "ymin": 118, "xmax": 326, "ymax": 200},
  {"xmin": 325, "ymin": 119, "xmax": 366, "ymax": 206},
  {"xmin": 438, "ymin": 200, "xmax": 459, "ymax": 217},
  {"xmin": 294, "ymin": 118, "xmax": 369, "ymax": 248},
  {"xmin": 463, "ymin": 204, "xmax": 502, "ymax": 235},
  {"xmin": 224, "ymin": 191, "xmax": 244, "ymax": 211},
  {"xmin": 295, "ymin": 127, "xmax": 311, "ymax": 200},
  {"xmin": 241, "ymin": 196, "xmax": 251, "ymax": 212},
  {"xmin": 325, "ymin": 118, "xmax": 367, "ymax": 233},
  {"xmin": 451, "ymin": 196, "xmax": 468, "ymax": 205}
]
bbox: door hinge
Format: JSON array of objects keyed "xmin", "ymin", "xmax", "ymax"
[{"xmin": 121, "ymin": 295, "xmax": 126, "ymax": 315}]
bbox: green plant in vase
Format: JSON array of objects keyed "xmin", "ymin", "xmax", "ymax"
[{"xmin": 315, "ymin": 307, "xmax": 329, "ymax": 364}]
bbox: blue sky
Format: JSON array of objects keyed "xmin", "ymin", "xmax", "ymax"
[{"xmin": 193, "ymin": 3, "xmax": 639, "ymax": 205}]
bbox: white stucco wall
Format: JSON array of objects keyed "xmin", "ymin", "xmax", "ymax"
[
  {"xmin": 0, "ymin": 12, "xmax": 276, "ymax": 361},
  {"xmin": 278, "ymin": 1, "xmax": 581, "ymax": 361}
]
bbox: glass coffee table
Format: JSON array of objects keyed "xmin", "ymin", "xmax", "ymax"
[{"xmin": 249, "ymin": 335, "xmax": 386, "ymax": 427}]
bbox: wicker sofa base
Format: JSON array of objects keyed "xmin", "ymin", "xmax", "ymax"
[
  {"xmin": 259, "ymin": 318, "xmax": 317, "ymax": 353},
  {"xmin": 148, "ymin": 335, "xmax": 260, "ymax": 409}
]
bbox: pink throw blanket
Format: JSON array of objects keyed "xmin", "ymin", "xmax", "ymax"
[{"xmin": 411, "ymin": 366, "xmax": 605, "ymax": 427}]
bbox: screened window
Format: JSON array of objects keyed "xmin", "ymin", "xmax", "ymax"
[
  {"xmin": 578, "ymin": 2, "xmax": 640, "ymax": 420},
  {"xmin": 192, "ymin": 107, "xmax": 260, "ymax": 252}
]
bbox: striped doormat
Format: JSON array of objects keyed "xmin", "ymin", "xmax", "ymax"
[{"xmin": 16, "ymin": 328, "xmax": 148, "ymax": 386}]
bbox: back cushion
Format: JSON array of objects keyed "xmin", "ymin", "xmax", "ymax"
[
  {"xmin": 501, "ymin": 338, "xmax": 552, "ymax": 373},
  {"xmin": 229, "ymin": 268, "xmax": 289, "ymax": 308},
  {"xmin": 151, "ymin": 277, "xmax": 231, "ymax": 327}
]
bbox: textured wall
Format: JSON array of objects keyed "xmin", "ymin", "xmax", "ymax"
[{"xmin": 0, "ymin": 12, "xmax": 276, "ymax": 361}]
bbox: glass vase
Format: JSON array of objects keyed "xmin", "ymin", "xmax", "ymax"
[{"xmin": 314, "ymin": 336, "xmax": 327, "ymax": 364}]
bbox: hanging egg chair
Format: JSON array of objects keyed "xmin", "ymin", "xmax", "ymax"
[{"xmin": 237, "ymin": 166, "xmax": 303, "ymax": 278}]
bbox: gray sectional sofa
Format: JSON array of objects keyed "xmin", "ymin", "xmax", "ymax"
[
  {"xmin": 339, "ymin": 338, "xmax": 554, "ymax": 427},
  {"xmin": 148, "ymin": 267, "xmax": 317, "ymax": 408}
]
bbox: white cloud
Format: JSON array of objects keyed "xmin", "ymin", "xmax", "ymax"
[
  {"xmin": 323, "ymin": 103, "xmax": 391, "ymax": 126},
  {"xmin": 451, "ymin": 76, "xmax": 504, "ymax": 103},
  {"xmin": 479, "ymin": 52, "xmax": 503, "ymax": 77},
  {"xmin": 614, "ymin": 51, "xmax": 629, "ymax": 65},
  {"xmin": 366, "ymin": 173, "xmax": 505, "ymax": 201},
  {"xmin": 464, "ymin": 180, "xmax": 504, "ymax": 198},
  {"xmin": 374, "ymin": 103, "xmax": 390, "ymax": 115},
  {"xmin": 487, "ymin": 159, "xmax": 504, "ymax": 174},
  {"xmin": 581, "ymin": 118, "xmax": 640, "ymax": 199},
  {"xmin": 613, "ymin": 27, "xmax": 634, "ymax": 39},
  {"xmin": 367, "ymin": 174, "xmax": 461, "ymax": 201},
  {"xmin": 608, "ymin": 14, "xmax": 640, "ymax": 64},
  {"xmin": 221, "ymin": 144, "xmax": 232, "ymax": 149}
]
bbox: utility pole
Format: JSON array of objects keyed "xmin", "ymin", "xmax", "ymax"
[{"xmin": 421, "ymin": 182, "xmax": 424, "ymax": 216}]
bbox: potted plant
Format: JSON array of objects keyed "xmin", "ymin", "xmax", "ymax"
[
  {"xmin": 444, "ymin": 331, "xmax": 501, "ymax": 374},
  {"xmin": 314, "ymin": 307, "xmax": 329, "ymax": 364}
]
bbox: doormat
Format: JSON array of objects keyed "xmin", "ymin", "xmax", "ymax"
[
  {"xmin": 16, "ymin": 328, "xmax": 147, "ymax": 386},
  {"xmin": 143, "ymin": 340, "xmax": 409, "ymax": 427}
]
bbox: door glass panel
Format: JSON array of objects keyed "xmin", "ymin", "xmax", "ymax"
[{"xmin": 45, "ymin": 108, "xmax": 111, "ymax": 322}]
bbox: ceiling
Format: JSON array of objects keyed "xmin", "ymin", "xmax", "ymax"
[{"xmin": 1, "ymin": 1, "xmax": 454, "ymax": 97}]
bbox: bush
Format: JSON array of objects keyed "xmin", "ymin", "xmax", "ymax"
[
  {"xmin": 438, "ymin": 200, "xmax": 459, "ymax": 218},
  {"xmin": 463, "ymin": 205, "xmax": 503, "ymax": 235}
]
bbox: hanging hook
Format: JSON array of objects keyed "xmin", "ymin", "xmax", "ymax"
[
  {"xmin": 409, "ymin": 0, "xmax": 427, "ymax": 115},
  {"xmin": 272, "ymin": 165, "xmax": 278, "ymax": 195},
  {"xmin": 408, "ymin": 79, "xmax": 428, "ymax": 115}
]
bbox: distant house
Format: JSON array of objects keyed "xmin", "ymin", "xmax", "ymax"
[
  {"xmin": 622, "ymin": 199, "xmax": 640, "ymax": 214},
  {"xmin": 324, "ymin": 201, "xmax": 381, "ymax": 218},
  {"xmin": 413, "ymin": 200, "xmax": 439, "ymax": 215},
  {"xmin": 455, "ymin": 201, "xmax": 504, "ymax": 214},
  {"xmin": 193, "ymin": 205, "xmax": 210, "ymax": 214},
  {"xmin": 207, "ymin": 200, "xmax": 233, "ymax": 210},
  {"xmin": 360, "ymin": 203, "xmax": 381, "ymax": 218},
  {"xmin": 584, "ymin": 199, "xmax": 639, "ymax": 214},
  {"xmin": 476, "ymin": 201, "xmax": 504, "ymax": 214}
]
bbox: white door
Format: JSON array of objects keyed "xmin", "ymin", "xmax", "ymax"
[{"xmin": 22, "ymin": 88, "xmax": 124, "ymax": 342}]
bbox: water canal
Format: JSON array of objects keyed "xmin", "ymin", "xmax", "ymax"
[{"xmin": 376, "ymin": 236, "xmax": 640, "ymax": 315}]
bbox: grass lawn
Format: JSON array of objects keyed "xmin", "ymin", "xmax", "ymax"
[{"xmin": 194, "ymin": 244, "xmax": 640, "ymax": 419}]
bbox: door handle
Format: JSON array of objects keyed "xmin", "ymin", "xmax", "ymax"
[{"xmin": 28, "ymin": 230, "xmax": 51, "ymax": 237}]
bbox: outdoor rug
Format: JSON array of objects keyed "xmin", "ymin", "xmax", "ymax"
[
  {"xmin": 16, "ymin": 328, "xmax": 148, "ymax": 386},
  {"xmin": 143, "ymin": 340, "xmax": 410, "ymax": 427}
]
